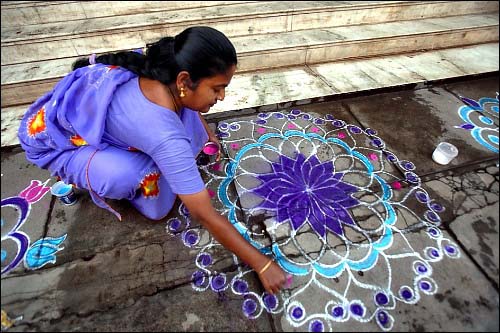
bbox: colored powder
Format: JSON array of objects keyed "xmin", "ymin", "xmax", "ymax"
[
  {"xmin": 55, "ymin": 184, "xmax": 72, "ymax": 196},
  {"xmin": 203, "ymin": 143, "xmax": 218, "ymax": 155},
  {"xmin": 338, "ymin": 132, "xmax": 346, "ymax": 139},
  {"xmin": 368, "ymin": 153, "xmax": 378, "ymax": 161},
  {"xmin": 391, "ymin": 181, "xmax": 402, "ymax": 190},
  {"xmin": 257, "ymin": 127, "xmax": 266, "ymax": 134}
]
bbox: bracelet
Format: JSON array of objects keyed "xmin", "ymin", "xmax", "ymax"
[{"xmin": 258, "ymin": 259, "xmax": 273, "ymax": 275}]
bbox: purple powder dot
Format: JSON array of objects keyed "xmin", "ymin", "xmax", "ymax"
[
  {"xmin": 366, "ymin": 128, "xmax": 377, "ymax": 136},
  {"xmin": 332, "ymin": 306, "xmax": 344, "ymax": 318},
  {"xmin": 218, "ymin": 132, "xmax": 229, "ymax": 138},
  {"xmin": 275, "ymin": 113, "xmax": 284, "ymax": 119},
  {"xmin": 219, "ymin": 123, "xmax": 228, "ymax": 129},
  {"xmin": 291, "ymin": 306, "xmax": 303, "ymax": 319},
  {"xmin": 372, "ymin": 139, "xmax": 382, "ymax": 147},
  {"xmin": 404, "ymin": 162, "xmax": 414, "ymax": 170},
  {"xmin": 416, "ymin": 191, "xmax": 429, "ymax": 202},
  {"xmin": 431, "ymin": 203, "xmax": 444, "ymax": 212},
  {"xmin": 211, "ymin": 275, "xmax": 226, "ymax": 291},
  {"xmin": 184, "ymin": 231, "xmax": 199, "ymax": 245},
  {"xmin": 314, "ymin": 119, "xmax": 325, "ymax": 125},
  {"xmin": 192, "ymin": 271, "xmax": 205, "ymax": 287},
  {"xmin": 333, "ymin": 120, "xmax": 344, "ymax": 127},
  {"xmin": 230, "ymin": 125, "xmax": 239, "ymax": 130},
  {"xmin": 243, "ymin": 299, "xmax": 257, "ymax": 316},
  {"xmin": 427, "ymin": 211, "xmax": 440, "ymax": 222},
  {"xmin": 263, "ymin": 294, "xmax": 278, "ymax": 310},
  {"xmin": 350, "ymin": 303, "xmax": 364, "ymax": 316},
  {"xmin": 302, "ymin": 114, "xmax": 312, "ymax": 120},
  {"xmin": 291, "ymin": 109, "xmax": 301, "ymax": 115},
  {"xmin": 445, "ymin": 245, "xmax": 456, "ymax": 254},
  {"xmin": 325, "ymin": 114, "xmax": 335, "ymax": 120},
  {"xmin": 430, "ymin": 249, "xmax": 439, "ymax": 258},
  {"xmin": 169, "ymin": 219, "xmax": 181, "ymax": 231},
  {"xmin": 420, "ymin": 281, "xmax": 431, "ymax": 291},
  {"xmin": 198, "ymin": 254, "xmax": 212, "ymax": 266},
  {"xmin": 387, "ymin": 154, "xmax": 397, "ymax": 162},
  {"xmin": 417, "ymin": 265, "xmax": 428, "ymax": 273},
  {"xmin": 375, "ymin": 292, "xmax": 389, "ymax": 305},
  {"xmin": 287, "ymin": 115, "xmax": 297, "ymax": 120},
  {"xmin": 233, "ymin": 280, "xmax": 249, "ymax": 293},
  {"xmin": 406, "ymin": 172, "xmax": 419, "ymax": 183},
  {"xmin": 378, "ymin": 311, "xmax": 389, "ymax": 326},
  {"xmin": 461, "ymin": 123, "xmax": 475, "ymax": 130},
  {"xmin": 258, "ymin": 113, "xmax": 268, "ymax": 119},
  {"xmin": 349, "ymin": 126, "xmax": 362, "ymax": 134},
  {"xmin": 310, "ymin": 320, "xmax": 324, "ymax": 332},
  {"xmin": 429, "ymin": 228, "xmax": 439, "ymax": 236},
  {"xmin": 255, "ymin": 119, "xmax": 267, "ymax": 125},
  {"xmin": 401, "ymin": 288, "xmax": 413, "ymax": 300}
]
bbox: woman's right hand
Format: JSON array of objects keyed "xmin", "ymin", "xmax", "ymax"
[{"xmin": 258, "ymin": 261, "xmax": 287, "ymax": 295}]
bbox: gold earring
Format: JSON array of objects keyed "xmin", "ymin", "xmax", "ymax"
[{"xmin": 179, "ymin": 87, "xmax": 185, "ymax": 98}]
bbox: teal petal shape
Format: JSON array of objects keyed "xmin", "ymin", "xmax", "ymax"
[{"xmin": 25, "ymin": 234, "xmax": 67, "ymax": 270}]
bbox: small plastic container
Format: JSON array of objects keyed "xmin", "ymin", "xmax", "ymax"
[
  {"xmin": 432, "ymin": 142, "xmax": 458, "ymax": 165},
  {"xmin": 203, "ymin": 142, "xmax": 219, "ymax": 156},
  {"xmin": 202, "ymin": 141, "xmax": 220, "ymax": 163},
  {"xmin": 51, "ymin": 181, "xmax": 78, "ymax": 206}
]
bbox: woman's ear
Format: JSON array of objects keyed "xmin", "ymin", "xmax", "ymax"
[{"xmin": 176, "ymin": 71, "xmax": 194, "ymax": 91}]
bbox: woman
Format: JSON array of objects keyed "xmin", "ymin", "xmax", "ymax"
[{"xmin": 18, "ymin": 26, "xmax": 286, "ymax": 294}]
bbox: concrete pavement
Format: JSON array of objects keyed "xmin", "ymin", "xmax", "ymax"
[{"xmin": 1, "ymin": 75, "xmax": 498, "ymax": 332}]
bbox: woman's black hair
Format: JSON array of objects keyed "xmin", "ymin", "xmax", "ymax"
[{"xmin": 72, "ymin": 26, "xmax": 237, "ymax": 86}]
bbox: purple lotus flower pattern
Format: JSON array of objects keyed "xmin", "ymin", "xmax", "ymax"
[{"xmin": 252, "ymin": 153, "xmax": 359, "ymax": 239}]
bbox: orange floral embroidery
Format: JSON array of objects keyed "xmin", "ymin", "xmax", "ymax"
[
  {"xmin": 70, "ymin": 134, "xmax": 88, "ymax": 146},
  {"xmin": 27, "ymin": 107, "xmax": 46, "ymax": 137},
  {"xmin": 140, "ymin": 172, "xmax": 160, "ymax": 198},
  {"xmin": 107, "ymin": 65, "xmax": 119, "ymax": 70}
]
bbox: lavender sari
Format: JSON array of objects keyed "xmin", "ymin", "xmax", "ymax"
[{"xmin": 18, "ymin": 64, "xmax": 208, "ymax": 220}]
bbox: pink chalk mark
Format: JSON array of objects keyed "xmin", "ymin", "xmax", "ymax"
[
  {"xmin": 392, "ymin": 181, "xmax": 402, "ymax": 190},
  {"xmin": 207, "ymin": 189, "xmax": 216, "ymax": 198},
  {"xmin": 19, "ymin": 180, "xmax": 51, "ymax": 204},
  {"xmin": 287, "ymin": 123, "xmax": 296, "ymax": 129},
  {"xmin": 337, "ymin": 132, "xmax": 346, "ymax": 139},
  {"xmin": 284, "ymin": 274, "xmax": 293, "ymax": 288},
  {"xmin": 230, "ymin": 143, "xmax": 240, "ymax": 150},
  {"xmin": 257, "ymin": 127, "xmax": 266, "ymax": 134},
  {"xmin": 368, "ymin": 153, "xmax": 378, "ymax": 161},
  {"xmin": 311, "ymin": 127, "xmax": 320, "ymax": 133}
]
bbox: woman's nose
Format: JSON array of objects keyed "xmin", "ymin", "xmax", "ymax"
[{"xmin": 218, "ymin": 89, "xmax": 225, "ymax": 101}]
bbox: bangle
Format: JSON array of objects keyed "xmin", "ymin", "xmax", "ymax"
[{"xmin": 258, "ymin": 259, "xmax": 273, "ymax": 275}]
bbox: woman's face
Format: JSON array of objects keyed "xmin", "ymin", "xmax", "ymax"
[{"xmin": 183, "ymin": 65, "xmax": 236, "ymax": 113}]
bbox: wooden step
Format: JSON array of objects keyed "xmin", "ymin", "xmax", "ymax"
[
  {"xmin": 3, "ymin": 43, "xmax": 498, "ymax": 147},
  {"xmin": 2, "ymin": 13, "xmax": 498, "ymax": 108}
]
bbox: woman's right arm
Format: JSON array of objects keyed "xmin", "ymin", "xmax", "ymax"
[{"xmin": 178, "ymin": 189, "xmax": 287, "ymax": 295}]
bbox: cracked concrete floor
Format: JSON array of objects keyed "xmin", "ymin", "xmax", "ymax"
[{"xmin": 1, "ymin": 75, "xmax": 498, "ymax": 332}]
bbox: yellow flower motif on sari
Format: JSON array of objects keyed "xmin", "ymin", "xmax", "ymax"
[
  {"xmin": 70, "ymin": 134, "xmax": 88, "ymax": 146},
  {"xmin": 27, "ymin": 107, "xmax": 46, "ymax": 137},
  {"xmin": 140, "ymin": 172, "xmax": 160, "ymax": 198}
]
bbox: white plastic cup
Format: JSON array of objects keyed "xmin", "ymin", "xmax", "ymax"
[
  {"xmin": 51, "ymin": 181, "xmax": 78, "ymax": 206},
  {"xmin": 432, "ymin": 142, "xmax": 458, "ymax": 165}
]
